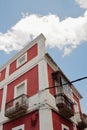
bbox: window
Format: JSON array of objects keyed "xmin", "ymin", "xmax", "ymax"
[
  {"xmin": 62, "ymin": 124, "xmax": 69, "ymax": 130},
  {"xmin": 17, "ymin": 53, "xmax": 27, "ymax": 68},
  {"xmin": 52, "ymin": 72, "xmax": 72, "ymax": 99},
  {"xmin": 61, "ymin": 77, "xmax": 72, "ymax": 100},
  {"xmin": 14, "ymin": 80, "xmax": 27, "ymax": 98},
  {"xmin": 12, "ymin": 124, "xmax": 24, "ymax": 130}
]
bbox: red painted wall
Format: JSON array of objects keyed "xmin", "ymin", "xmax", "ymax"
[
  {"xmin": 52, "ymin": 110, "xmax": 73, "ymax": 130},
  {"xmin": 9, "ymin": 60, "xmax": 16, "ymax": 75},
  {"xmin": 3, "ymin": 111, "xmax": 39, "ymax": 130},
  {"xmin": 27, "ymin": 44, "xmax": 38, "ymax": 61},
  {"xmin": 47, "ymin": 64, "xmax": 56, "ymax": 95},
  {"xmin": 6, "ymin": 65, "xmax": 39, "ymax": 103},
  {"xmin": 9, "ymin": 44, "xmax": 38, "ymax": 75},
  {"xmin": 0, "ymin": 88, "xmax": 3, "ymax": 111},
  {"xmin": 0, "ymin": 69, "xmax": 6, "ymax": 81}
]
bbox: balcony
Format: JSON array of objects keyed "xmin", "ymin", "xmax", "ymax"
[
  {"xmin": 55, "ymin": 93, "xmax": 74, "ymax": 119},
  {"xmin": 76, "ymin": 112, "xmax": 87, "ymax": 129},
  {"xmin": 5, "ymin": 94, "xmax": 28, "ymax": 119}
]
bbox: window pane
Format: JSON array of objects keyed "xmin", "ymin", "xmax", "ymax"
[
  {"xmin": 17, "ymin": 83, "xmax": 25, "ymax": 97},
  {"xmin": 64, "ymin": 128, "xmax": 67, "ymax": 130}
]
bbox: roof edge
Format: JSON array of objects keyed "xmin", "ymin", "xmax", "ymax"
[
  {"xmin": 45, "ymin": 53, "xmax": 82, "ymax": 99},
  {"xmin": 0, "ymin": 33, "xmax": 46, "ymax": 71}
]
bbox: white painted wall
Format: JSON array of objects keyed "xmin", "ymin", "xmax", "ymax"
[{"xmin": 39, "ymin": 105, "xmax": 53, "ymax": 130}]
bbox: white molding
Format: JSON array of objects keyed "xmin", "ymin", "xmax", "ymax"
[
  {"xmin": 0, "ymin": 85, "xmax": 8, "ymax": 123},
  {"xmin": 0, "ymin": 125, "xmax": 3, "ymax": 130},
  {"xmin": 0, "ymin": 34, "xmax": 46, "ymax": 72},
  {"xmin": 14, "ymin": 80, "xmax": 27, "ymax": 98},
  {"xmin": 38, "ymin": 60, "xmax": 49, "ymax": 91},
  {"xmin": 39, "ymin": 105, "xmax": 53, "ymax": 130},
  {"xmin": 62, "ymin": 124, "xmax": 69, "ymax": 130},
  {"xmin": 0, "ymin": 56, "xmax": 43, "ymax": 89},
  {"xmin": 0, "ymin": 33, "xmax": 46, "ymax": 89},
  {"xmin": 0, "ymin": 90, "xmax": 58, "ymax": 125},
  {"xmin": 5, "ymin": 64, "xmax": 10, "ymax": 78},
  {"xmin": 44, "ymin": 55, "xmax": 58, "ymax": 72},
  {"xmin": 12, "ymin": 124, "xmax": 24, "ymax": 130}
]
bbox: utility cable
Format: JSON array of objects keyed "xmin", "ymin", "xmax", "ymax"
[{"xmin": 44, "ymin": 76, "xmax": 87, "ymax": 90}]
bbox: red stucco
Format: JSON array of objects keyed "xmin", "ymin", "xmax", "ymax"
[
  {"xmin": 0, "ymin": 68, "xmax": 6, "ymax": 81},
  {"xmin": 52, "ymin": 110, "xmax": 73, "ymax": 130},
  {"xmin": 9, "ymin": 60, "xmax": 16, "ymax": 75},
  {"xmin": 6, "ymin": 65, "xmax": 39, "ymax": 103},
  {"xmin": 27, "ymin": 44, "xmax": 38, "ymax": 61},
  {"xmin": 9, "ymin": 44, "xmax": 38, "ymax": 75},
  {"xmin": 3, "ymin": 111, "xmax": 39, "ymax": 130}
]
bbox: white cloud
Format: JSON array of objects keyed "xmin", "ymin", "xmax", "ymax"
[
  {"xmin": 63, "ymin": 47, "xmax": 72, "ymax": 57},
  {"xmin": 0, "ymin": 13, "xmax": 87, "ymax": 56},
  {"xmin": 75, "ymin": 0, "xmax": 87, "ymax": 9}
]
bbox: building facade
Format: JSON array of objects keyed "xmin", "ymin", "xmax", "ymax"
[{"xmin": 0, "ymin": 34, "xmax": 87, "ymax": 130}]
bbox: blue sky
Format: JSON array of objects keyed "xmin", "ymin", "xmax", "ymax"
[{"xmin": 0, "ymin": 0, "xmax": 87, "ymax": 113}]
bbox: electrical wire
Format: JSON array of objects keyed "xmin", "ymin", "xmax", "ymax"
[{"xmin": 44, "ymin": 76, "xmax": 87, "ymax": 90}]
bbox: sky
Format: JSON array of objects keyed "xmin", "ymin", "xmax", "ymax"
[{"xmin": 0, "ymin": 0, "xmax": 87, "ymax": 113}]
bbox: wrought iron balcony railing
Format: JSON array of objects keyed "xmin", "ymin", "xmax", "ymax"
[
  {"xmin": 55, "ymin": 93, "xmax": 74, "ymax": 118},
  {"xmin": 5, "ymin": 94, "xmax": 28, "ymax": 119}
]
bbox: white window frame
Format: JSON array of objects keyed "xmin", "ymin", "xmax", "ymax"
[
  {"xmin": 62, "ymin": 124, "xmax": 69, "ymax": 130},
  {"xmin": 14, "ymin": 80, "xmax": 27, "ymax": 98},
  {"xmin": 17, "ymin": 53, "xmax": 27, "ymax": 68},
  {"xmin": 12, "ymin": 124, "xmax": 24, "ymax": 130}
]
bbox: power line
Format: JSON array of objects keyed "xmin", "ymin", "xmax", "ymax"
[{"xmin": 44, "ymin": 76, "xmax": 87, "ymax": 90}]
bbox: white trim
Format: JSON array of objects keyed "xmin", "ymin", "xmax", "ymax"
[
  {"xmin": 38, "ymin": 60, "xmax": 49, "ymax": 91},
  {"xmin": 0, "ymin": 34, "xmax": 46, "ymax": 89},
  {"xmin": 0, "ymin": 52, "xmax": 45, "ymax": 89},
  {"xmin": 0, "ymin": 56, "xmax": 41, "ymax": 89},
  {"xmin": 62, "ymin": 124, "xmax": 69, "ymax": 130},
  {"xmin": 5, "ymin": 64, "xmax": 10, "ymax": 78},
  {"xmin": 0, "ymin": 85, "xmax": 7, "ymax": 120},
  {"xmin": 0, "ymin": 90, "xmax": 58, "ymax": 125},
  {"xmin": 0, "ymin": 34, "xmax": 46, "ymax": 72},
  {"xmin": 12, "ymin": 124, "xmax": 24, "ymax": 130},
  {"xmin": 0, "ymin": 125, "xmax": 3, "ymax": 130},
  {"xmin": 39, "ymin": 106, "xmax": 53, "ymax": 130},
  {"xmin": 17, "ymin": 53, "xmax": 27, "ymax": 68},
  {"xmin": 14, "ymin": 80, "xmax": 27, "ymax": 98}
]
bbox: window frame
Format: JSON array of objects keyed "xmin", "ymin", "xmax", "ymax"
[
  {"xmin": 14, "ymin": 80, "xmax": 27, "ymax": 98},
  {"xmin": 12, "ymin": 124, "xmax": 24, "ymax": 130},
  {"xmin": 62, "ymin": 124, "xmax": 69, "ymax": 130}
]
